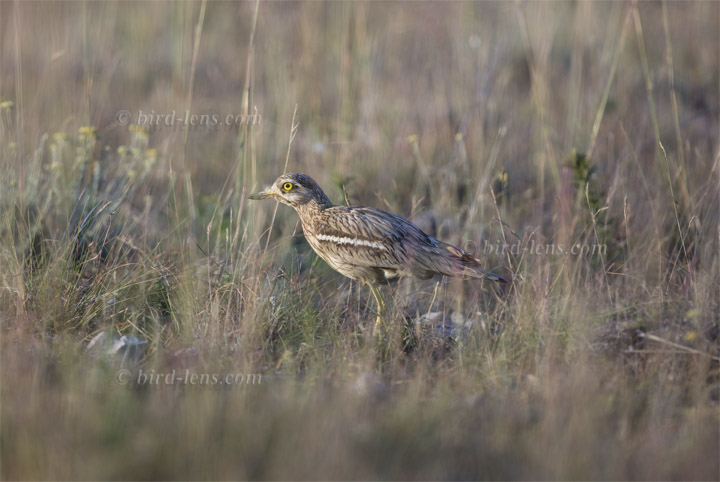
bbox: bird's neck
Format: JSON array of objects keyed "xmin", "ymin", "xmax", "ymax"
[{"xmin": 295, "ymin": 198, "xmax": 333, "ymax": 223}]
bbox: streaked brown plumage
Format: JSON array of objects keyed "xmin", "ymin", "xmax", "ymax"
[{"xmin": 249, "ymin": 173, "xmax": 508, "ymax": 286}]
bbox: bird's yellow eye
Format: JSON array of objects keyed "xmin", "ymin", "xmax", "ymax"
[{"xmin": 282, "ymin": 182, "xmax": 294, "ymax": 191}]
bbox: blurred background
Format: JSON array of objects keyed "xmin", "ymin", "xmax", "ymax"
[{"xmin": 1, "ymin": 1, "xmax": 718, "ymax": 479}]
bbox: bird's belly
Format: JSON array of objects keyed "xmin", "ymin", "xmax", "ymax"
[
  {"xmin": 304, "ymin": 234, "xmax": 383, "ymax": 283},
  {"xmin": 305, "ymin": 235, "xmax": 353, "ymax": 274}
]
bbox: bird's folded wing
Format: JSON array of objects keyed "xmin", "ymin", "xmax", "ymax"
[{"xmin": 311, "ymin": 206, "xmax": 433, "ymax": 271}]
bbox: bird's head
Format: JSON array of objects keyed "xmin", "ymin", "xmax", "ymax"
[{"xmin": 248, "ymin": 173, "xmax": 332, "ymax": 208}]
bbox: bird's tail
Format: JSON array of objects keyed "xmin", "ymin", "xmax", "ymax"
[{"xmin": 438, "ymin": 242, "xmax": 510, "ymax": 283}]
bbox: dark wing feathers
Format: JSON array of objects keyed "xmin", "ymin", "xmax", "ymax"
[{"xmin": 312, "ymin": 206, "xmax": 506, "ymax": 283}]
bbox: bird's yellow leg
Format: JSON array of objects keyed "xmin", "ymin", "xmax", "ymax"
[{"xmin": 367, "ymin": 283, "xmax": 386, "ymax": 337}]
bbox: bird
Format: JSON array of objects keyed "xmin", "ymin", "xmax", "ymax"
[{"xmin": 249, "ymin": 173, "xmax": 508, "ymax": 334}]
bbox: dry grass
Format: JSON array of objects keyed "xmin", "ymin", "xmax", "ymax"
[{"xmin": 1, "ymin": 1, "xmax": 718, "ymax": 480}]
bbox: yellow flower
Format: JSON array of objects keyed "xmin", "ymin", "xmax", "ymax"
[
  {"xmin": 685, "ymin": 308, "xmax": 700, "ymax": 321},
  {"xmin": 78, "ymin": 126, "xmax": 97, "ymax": 139},
  {"xmin": 129, "ymin": 124, "xmax": 148, "ymax": 135},
  {"xmin": 53, "ymin": 132, "xmax": 69, "ymax": 143},
  {"xmin": 0, "ymin": 100, "xmax": 14, "ymax": 110}
]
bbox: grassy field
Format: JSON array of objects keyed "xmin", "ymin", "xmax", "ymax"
[{"xmin": 1, "ymin": 1, "xmax": 718, "ymax": 479}]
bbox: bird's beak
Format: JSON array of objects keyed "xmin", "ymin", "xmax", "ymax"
[{"xmin": 248, "ymin": 187, "xmax": 278, "ymax": 200}]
